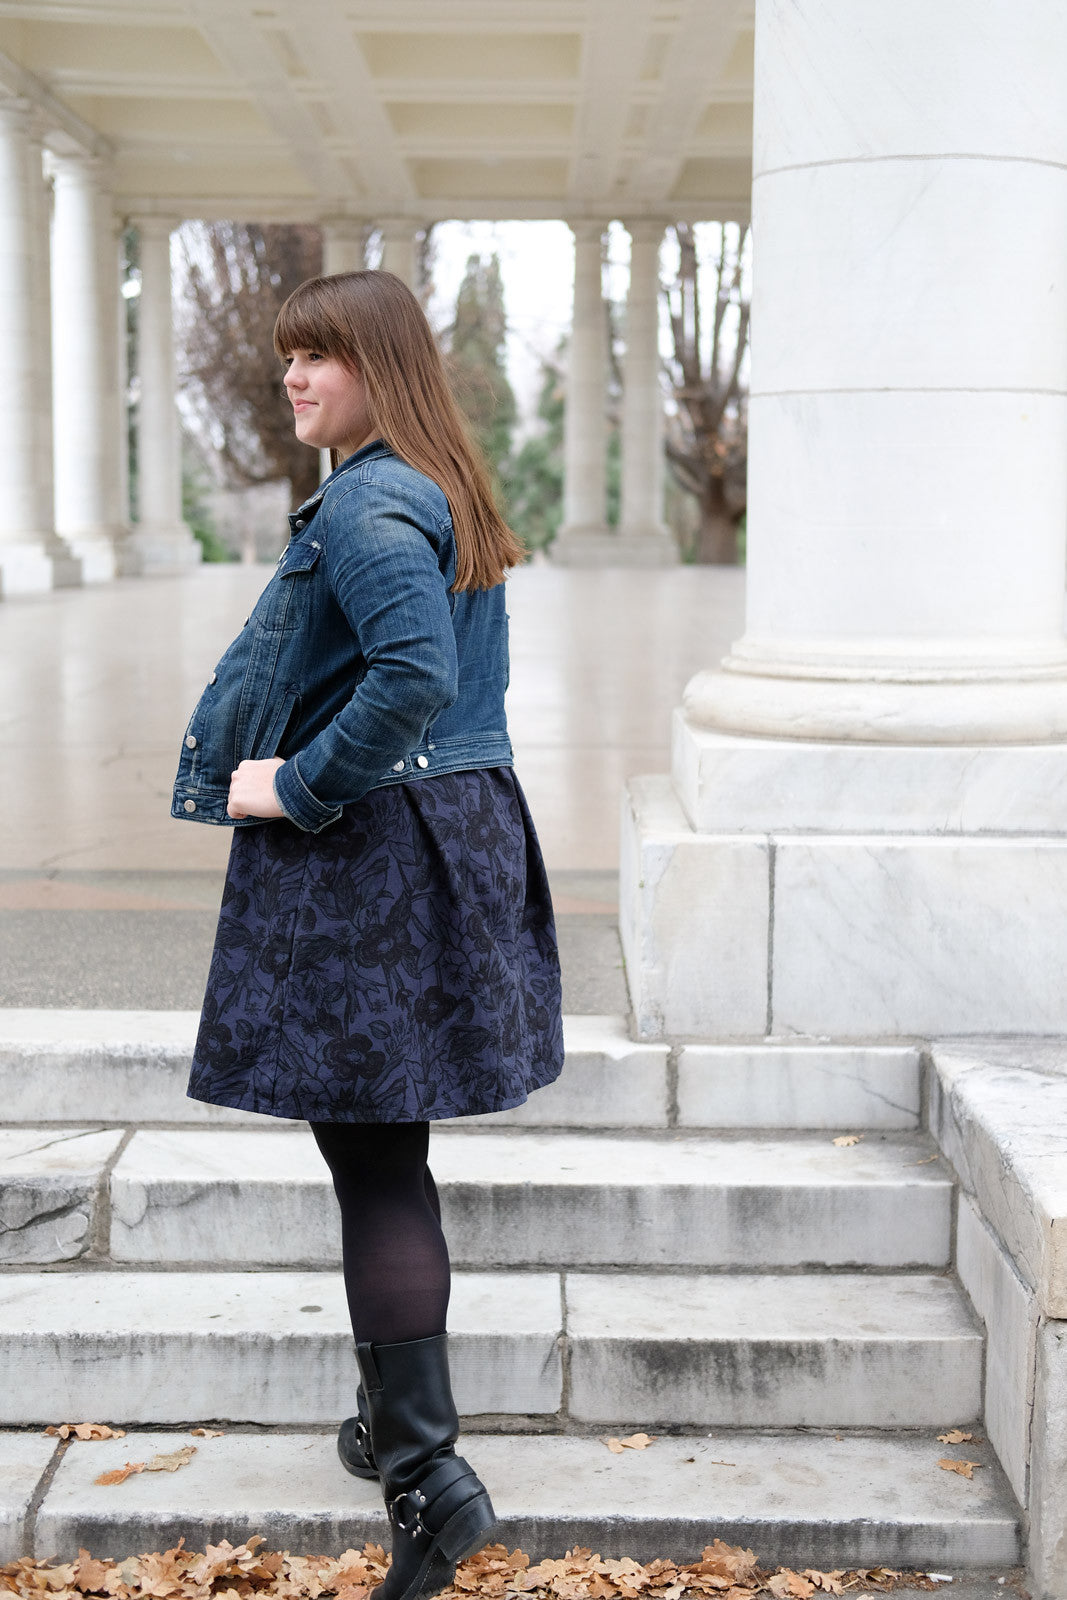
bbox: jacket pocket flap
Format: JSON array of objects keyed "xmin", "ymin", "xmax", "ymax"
[{"xmin": 278, "ymin": 539, "xmax": 323, "ymax": 577}]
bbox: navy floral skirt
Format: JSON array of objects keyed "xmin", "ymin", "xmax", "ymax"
[{"xmin": 187, "ymin": 767, "xmax": 564, "ymax": 1122}]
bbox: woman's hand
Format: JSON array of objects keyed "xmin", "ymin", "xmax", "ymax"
[{"xmin": 227, "ymin": 758, "xmax": 287, "ymax": 820}]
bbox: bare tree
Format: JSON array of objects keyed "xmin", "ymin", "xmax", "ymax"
[
  {"xmin": 662, "ymin": 222, "xmax": 750, "ymax": 564},
  {"xmin": 178, "ymin": 222, "xmax": 324, "ymax": 512}
]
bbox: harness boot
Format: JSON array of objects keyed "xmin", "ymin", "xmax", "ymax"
[
  {"xmin": 356, "ymin": 1334, "xmax": 497, "ymax": 1600},
  {"xmin": 337, "ymin": 1384, "xmax": 378, "ymax": 1480}
]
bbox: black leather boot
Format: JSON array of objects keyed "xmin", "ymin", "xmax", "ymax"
[
  {"xmin": 337, "ymin": 1384, "xmax": 378, "ymax": 1480},
  {"xmin": 356, "ymin": 1334, "xmax": 497, "ymax": 1600}
]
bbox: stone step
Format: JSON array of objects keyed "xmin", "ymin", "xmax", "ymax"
[
  {"xmin": 5, "ymin": 1428, "xmax": 1019, "ymax": 1569},
  {"xmin": 91, "ymin": 1128, "xmax": 953, "ymax": 1270},
  {"xmin": 0, "ymin": 1269, "xmax": 981, "ymax": 1428},
  {"xmin": 0, "ymin": 1010, "xmax": 921, "ymax": 1130},
  {"xmin": 0, "ymin": 1011, "xmax": 668, "ymax": 1128}
]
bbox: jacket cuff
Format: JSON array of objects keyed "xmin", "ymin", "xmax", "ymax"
[{"xmin": 273, "ymin": 756, "xmax": 344, "ymax": 833}]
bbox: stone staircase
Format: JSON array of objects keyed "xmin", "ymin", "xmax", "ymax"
[{"xmin": 0, "ymin": 1009, "xmax": 1021, "ymax": 1570}]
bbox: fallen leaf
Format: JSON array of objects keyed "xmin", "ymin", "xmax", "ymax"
[
  {"xmin": 46, "ymin": 1425, "xmax": 126, "ymax": 1442},
  {"xmin": 832, "ymin": 1135, "xmax": 861, "ymax": 1147},
  {"xmin": 93, "ymin": 1464, "xmax": 144, "ymax": 1486},
  {"xmin": 936, "ymin": 1430, "xmax": 973, "ymax": 1445},
  {"xmin": 189, "ymin": 1428, "xmax": 223, "ymax": 1439},
  {"xmin": 938, "ymin": 1458, "xmax": 981, "ymax": 1479},
  {"xmin": 604, "ymin": 1438, "xmax": 626, "ymax": 1454},
  {"xmin": 802, "ymin": 1574, "xmax": 845, "ymax": 1595},
  {"xmin": 765, "ymin": 1573, "xmax": 815, "ymax": 1599},
  {"xmin": 72, "ymin": 1552, "xmax": 111, "ymax": 1594},
  {"xmin": 143, "ymin": 1447, "xmax": 197, "ymax": 1474},
  {"xmin": 618, "ymin": 1434, "xmax": 655, "ymax": 1451},
  {"xmin": 693, "ymin": 1542, "xmax": 759, "ymax": 1584}
]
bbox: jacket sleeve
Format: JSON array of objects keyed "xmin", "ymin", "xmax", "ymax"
[{"xmin": 272, "ymin": 476, "xmax": 459, "ymax": 832}]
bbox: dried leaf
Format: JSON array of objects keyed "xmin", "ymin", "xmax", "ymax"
[
  {"xmin": 937, "ymin": 1458, "xmax": 980, "ymax": 1479},
  {"xmin": 694, "ymin": 1543, "xmax": 759, "ymax": 1584},
  {"xmin": 936, "ymin": 1430, "xmax": 973, "ymax": 1445},
  {"xmin": 603, "ymin": 1439, "xmax": 626, "ymax": 1455},
  {"xmin": 93, "ymin": 1464, "xmax": 144, "ymax": 1487},
  {"xmin": 143, "ymin": 1447, "xmax": 197, "ymax": 1475},
  {"xmin": 832, "ymin": 1135, "xmax": 861, "ymax": 1147},
  {"xmin": 765, "ymin": 1574, "xmax": 815, "ymax": 1599},
  {"xmin": 189, "ymin": 1429, "xmax": 223, "ymax": 1439},
  {"xmin": 46, "ymin": 1425, "xmax": 126, "ymax": 1442},
  {"xmin": 802, "ymin": 1575, "xmax": 845, "ymax": 1595}
]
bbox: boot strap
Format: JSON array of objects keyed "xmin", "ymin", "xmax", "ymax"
[{"xmin": 389, "ymin": 1456, "xmax": 480, "ymax": 1537}]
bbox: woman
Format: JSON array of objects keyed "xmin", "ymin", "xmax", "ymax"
[{"xmin": 171, "ymin": 269, "xmax": 565, "ymax": 1600}]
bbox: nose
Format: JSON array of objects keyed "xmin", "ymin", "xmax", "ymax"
[{"xmin": 284, "ymin": 363, "xmax": 305, "ymax": 391}]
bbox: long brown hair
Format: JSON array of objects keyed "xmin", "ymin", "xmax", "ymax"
[{"xmin": 274, "ymin": 270, "xmax": 525, "ymax": 590}]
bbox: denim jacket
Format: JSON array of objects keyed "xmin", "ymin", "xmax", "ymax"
[{"xmin": 171, "ymin": 439, "xmax": 513, "ymax": 833}]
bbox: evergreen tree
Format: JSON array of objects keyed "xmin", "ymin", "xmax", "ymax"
[
  {"xmin": 446, "ymin": 253, "xmax": 516, "ymax": 486},
  {"xmin": 504, "ymin": 359, "xmax": 564, "ymax": 551}
]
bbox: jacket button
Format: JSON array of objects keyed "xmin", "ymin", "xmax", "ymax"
[
  {"xmin": 185, "ymin": 734, "xmax": 197, "ymax": 750},
  {"xmin": 416, "ymin": 755, "xmax": 429, "ymax": 769},
  {"xmin": 392, "ymin": 760, "xmax": 405, "ymax": 773},
  {"xmin": 209, "ymin": 672, "xmax": 217, "ymax": 685},
  {"xmin": 183, "ymin": 799, "xmax": 197, "ymax": 813}
]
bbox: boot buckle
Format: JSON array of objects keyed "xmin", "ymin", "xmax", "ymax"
[{"xmin": 390, "ymin": 1489, "xmax": 428, "ymax": 1536}]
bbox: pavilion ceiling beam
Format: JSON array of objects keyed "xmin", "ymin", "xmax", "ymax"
[
  {"xmin": 624, "ymin": 0, "xmax": 746, "ymax": 206},
  {"xmin": 567, "ymin": 0, "xmax": 657, "ymax": 206},
  {"xmin": 284, "ymin": 0, "xmax": 415, "ymax": 210},
  {"xmin": 0, "ymin": 46, "xmax": 111, "ymax": 156},
  {"xmin": 182, "ymin": 0, "xmax": 352, "ymax": 205}
]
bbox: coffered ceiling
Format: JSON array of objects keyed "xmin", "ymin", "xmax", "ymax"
[{"xmin": 0, "ymin": 0, "xmax": 754, "ymax": 220}]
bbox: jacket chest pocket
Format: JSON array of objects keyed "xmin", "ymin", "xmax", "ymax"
[{"xmin": 256, "ymin": 539, "xmax": 323, "ymax": 632}]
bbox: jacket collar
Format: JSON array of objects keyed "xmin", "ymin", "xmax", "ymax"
[{"xmin": 291, "ymin": 438, "xmax": 393, "ymax": 525}]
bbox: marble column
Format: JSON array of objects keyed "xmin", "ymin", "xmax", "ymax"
[
  {"xmin": 0, "ymin": 99, "xmax": 54, "ymax": 594},
  {"xmin": 126, "ymin": 216, "xmax": 200, "ymax": 573},
  {"xmin": 378, "ymin": 219, "xmax": 416, "ymax": 289},
  {"xmin": 621, "ymin": 0, "xmax": 1067, "ymax": 1039},
  {"xmin": 29, "ymin": 125, "xmax": 81, "ymax": 586},
  {"xmin": 550, "ymin": 221, "xmax": 610, "ymax": 564},
  {"xmin": 50, "ymin": 151, "xmax": 122, "ymax": 581},
  {"xmin": 322, "ymin": 216, "xmax": 366, "ymax": 277},
  {"xmin": 618, "ymin": 221, "xmax": 676, "ymax": 565}
]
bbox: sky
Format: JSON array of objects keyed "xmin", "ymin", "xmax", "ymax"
[{"xmin": 420, "ymin": 220, "xmax": 747, "ymax": 431}]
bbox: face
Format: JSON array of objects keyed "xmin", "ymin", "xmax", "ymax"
[{"xmin": 282, "ymin": 349, "xmax": 376, "ymax": 458}]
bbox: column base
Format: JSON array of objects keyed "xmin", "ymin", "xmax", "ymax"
[
  {"xmin": 0, "ymin": 541, "xmax": 55, "ymax": 596},
  {"xmin": 42, "ymin": 536, "xmax": 84, "ymax": 589},
  {"xmin": 621, "ymin": 761, "xmax": 1067, "ymax": 1042},
  {"xmin": 687, "ymin": 658, "xmax": 1067, "ymax": 744},
  {"xmin": 672, "ymin": 712, "xmax": 1067, "ymax": 834},
  {"xmin": 63, "ymin": 532, "xmax": 122, "ymax": 584},
  {"xmin": 122, "ymin": 524, "xmax": 203, "ymax": 576},
  {"xmin": 551, "ymin": 527, "xmax": 678, "ymax": 566}
]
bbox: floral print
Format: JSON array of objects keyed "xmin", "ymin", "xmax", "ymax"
[{"xmin": 187, "ymin": 768, "xmax": 564, "ymax": 1122}]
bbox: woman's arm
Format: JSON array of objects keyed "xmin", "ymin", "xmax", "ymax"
[{"xmin": 272, "ymin": 477, "xmax": 459, "ymax": 832}]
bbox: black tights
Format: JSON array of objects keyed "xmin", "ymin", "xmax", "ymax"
[{"xmin": 310, "ymin": 1120, "xmax": 451, "ymax": 1347}]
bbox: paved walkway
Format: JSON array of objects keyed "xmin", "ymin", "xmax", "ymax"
[{"xmin": 0, "ymin": 560, "xmax": 745, "ymax": 1007}]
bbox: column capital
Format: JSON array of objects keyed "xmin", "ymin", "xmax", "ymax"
[
  {"xmin": 566, "ymin": 218, "xmax": 606, "ymax": 244},
  {"xmin": 321, "ymin": 213, "xmax": 369, "ymax": 238},
  {"xmin": 0, "ymin": 97, "xmax": 32, "ymax": 135},
  {"xmin": 624, "ymin": 219, "xmax": 666, "ymax": 246},
  {"xmin": 131, "ymin": 213, "xmax": 180, "ymax": 240}
]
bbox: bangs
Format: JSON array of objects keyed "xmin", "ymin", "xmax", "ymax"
[{"xmin": 273, "ymin": 276, "xmax": 357, "ymax": 363}]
